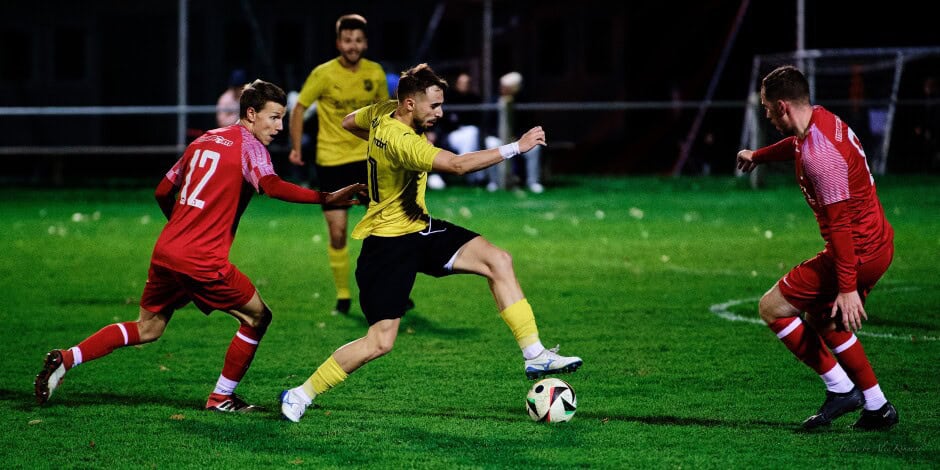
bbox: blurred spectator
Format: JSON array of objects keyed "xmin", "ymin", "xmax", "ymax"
[
  {"xmin": 215, "ymin": 85, "xmax": 242, "ymax": 128},
  {"xmin": 437, "ymin": 71, "xmax": 485, "ymax": 187},
  {"xmin": 484, "ymin": 72, "xmax": 543, "ymax": 193}
]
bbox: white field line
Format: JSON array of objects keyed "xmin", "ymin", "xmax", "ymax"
[{"xmin": 710, "ymin": 288, "xmax": 938, "ymax": 342}]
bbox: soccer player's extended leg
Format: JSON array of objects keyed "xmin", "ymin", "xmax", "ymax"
[
  {"xmin": 451, "ymin": 236, "xmax": 582, "ymax": 379},
  {"xmin": 325, "ymin": 209, "xmax": 352, "ymax": 315},
  {"xmin": 759, "ymin": 285, "xmax": 862, "ymax": 429},
  {"xmin": 206, "ymin": 293, "xmax": 271, "ymax": 413},
  {"xmin": 280, "ymin": 318, "xmax": 400, "ymax": 422},
  {"xmin": 35, "ymin": 307, "xmax": 165, "ymax": 405}
]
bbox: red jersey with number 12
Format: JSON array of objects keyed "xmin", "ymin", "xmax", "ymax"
[
  {"xmin": 150, "ymin": 125, "xmax": 276, "ymax": 280},
  {"xmin": 794, "ymin": 106, "xmax": 893, "ymax": 262}
]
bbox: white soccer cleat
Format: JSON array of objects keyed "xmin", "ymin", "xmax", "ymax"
[
  {"xmin": 279, "ymin": 387, "xmax": 312, "ymax": 423},
  {"xmin": 528, "ymin": 183, "xmax": 544, "ymax": 194},
  {"xmin": 524, "ymin": 345, "xmax": 583, "ymax": 380},
  {"xmin": 35, "ymin": 350, "xmax": 67, "ymax": 405}
]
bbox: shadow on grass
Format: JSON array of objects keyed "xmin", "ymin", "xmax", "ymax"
[
  {"xmin": 1, "ymin": 387, "xmax": 203, "ymax": 413},
  {"xmin": 576, "ymin": 410, "xmax": 795, "ymax": 430},
  {"xmin": 332, "ymin": 307, "xmax": 484, "ymax": 340}
]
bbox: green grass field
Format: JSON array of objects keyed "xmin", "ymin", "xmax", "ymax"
[{"xmin": 1, "ymin": 175, "xmax": 938, "ymax": 467}]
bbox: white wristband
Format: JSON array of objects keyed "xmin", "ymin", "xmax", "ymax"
[{"xmin": 498, "ymin": 141, "xmax": 520, "ymax": 159}]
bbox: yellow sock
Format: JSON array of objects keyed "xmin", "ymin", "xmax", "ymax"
[
  {"xmin": 499, "ymin": 298, "xmax": 540, "ymax": 349},
  {"xmin": 301, "ymin": 355, "xmax": 349, "ymax": 397},
  {"xmin": 328, "ymin": 245, "xmax": 350, "ymax": 300}
]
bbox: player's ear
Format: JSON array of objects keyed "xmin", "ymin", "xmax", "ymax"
[{"xmin": 245, "ymin": 106, "xmax": 257, "ymax": 122}]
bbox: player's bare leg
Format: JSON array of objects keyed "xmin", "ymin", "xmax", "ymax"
[
  {"xmin": 205, "ymin": 292, "xmax": 271, "ymax": 413},
  {"xmin": 452, "ymin": 236, "xmax": 582, "ymax": 379},
  {"xmin": 280, "ymin": 318, "xmax": 400, "ymax": 422},
  {"xmin": 759, "ymin": 285, "xmax": 863, "ymax": 429}
]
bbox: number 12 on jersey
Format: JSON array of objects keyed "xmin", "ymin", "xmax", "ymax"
[{"xmin": 179, "ymin": 149, "xmax": 220, "ymax": 209}]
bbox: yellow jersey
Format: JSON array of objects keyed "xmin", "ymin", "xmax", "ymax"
[
  {"xmin": 297, "ymin": 58, "xmax": 388, "ymax": 166},
  {"xmin": 351, "ymin": 100, "xmax": 442, "ymax": 239}
]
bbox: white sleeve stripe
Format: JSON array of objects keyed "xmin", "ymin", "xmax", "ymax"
[
  {"xmin": 776, "ymin": 317, "xmax": 803, "ymax": 339},
  {"xmin": 117, "ymin": 323, "xmax": 129, "ymax": 345},
  {"xmin": 235, "ymin": 331, "xmax": 259, "ymax": 345},
  {"xmin": 832, "ymin": 334, "xmax": 858, "ymax": 354}
]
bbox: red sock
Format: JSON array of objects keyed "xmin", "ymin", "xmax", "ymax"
[
  {"xmin": 821, "ymin": 329, "xmax": 878, "ymax": 390},
  {"xmin": 68, "ymin": 322, "xmax": 141, "ymax": 369},
  {"xmin": 769, "ymin": 317, "xmax": 836, "ymax": 374},
  {"xmin": 214, "ymin": 325, "xmax": 263, "ymax": 395}
]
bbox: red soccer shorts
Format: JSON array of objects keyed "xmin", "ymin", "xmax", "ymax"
[
  {"xmin": 777, "ymin": 245, "xmax": 893, "ymax": 316},
  {"xmin": 140, "ymin": 262, "xmax": 256, "ymax": 315}
]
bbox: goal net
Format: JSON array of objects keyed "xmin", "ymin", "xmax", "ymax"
[{"xmin": 739, "ymin": 47, "xmax": 940, "ymax": 187}]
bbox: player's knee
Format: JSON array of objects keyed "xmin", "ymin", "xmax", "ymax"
[
  {"xmin": 246, "ymin": 307, "xmax": 273, "ymax": 333},
  {"xmin": 758, "ymin": 293, "xmax": 783, "ymax": 324},
  {"xmin": 137, "ymin": 319, "xmax": 165, "ymax": 343},
  {"xmin": 486, "ymin": 248, "xmax": 514, "ymax": 278},
  {"xmin": 369, "ymin": 336, "xmax": 395, "ymax": 359}
]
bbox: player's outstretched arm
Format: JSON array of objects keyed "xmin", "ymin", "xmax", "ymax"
[
  {"xmin": 322, "ymin": 183, "xmax": 368, "ymax": 207},
  {"xmin": 432, "ymin": 126, "xmax": 547, "ymax": 176},
  {"xmin": 259, "ymin": 175, "xmax": 364, "ymax": 206}
]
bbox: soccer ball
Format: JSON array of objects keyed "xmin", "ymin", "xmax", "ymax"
[{"xmin": 526, "ymin": 378, "xmax": 577, "ymax": 423}]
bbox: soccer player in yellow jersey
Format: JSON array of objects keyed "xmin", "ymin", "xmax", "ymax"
[
  {"xmin": 279, "ymin": 63, "xmax": 582, "ymax": 422},
  {"xmin": 288, "ymin": 14, "xmax": 388, "ymax": 315}
]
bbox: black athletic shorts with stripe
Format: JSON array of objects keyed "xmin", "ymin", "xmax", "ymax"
[{"xmin": 356, "ymin": 218, "xmax": 479, "ymax": 325}]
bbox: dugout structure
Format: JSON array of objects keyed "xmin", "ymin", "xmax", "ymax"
[{"xmin": 739, "ymin": 46, "xmax": 940, "ymax": 187}]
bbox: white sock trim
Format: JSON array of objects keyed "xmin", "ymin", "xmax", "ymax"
[
  {"xmin": 820, "ymin": 363, "xmax": 855, "ymax": 393},
  {"xmin": 775, "ymin": 317, "xmax": 802, "ymax": 339},
  {"xmin": 70, "ymin": 346, "xmax": 83, "ymax": 366},
  {"xmin": 293, "ymin": 386, "xmax": 313, "ymax": 404},
  {"xmin": 235, "ymin": 331, "xmax": 259, "ymax": 345},
  {"xmin": 862, "ymin": 384, "xmax": 887, "ymax": 410},
  {"xmin": 213, "ymin": 375, "xmax": 240, "ymax": 396},
  {"xmin": 832, "ymin": 334, "xmax": 858, "ymax": 354},
  {"xmin": 522, "ymin": 341, "xmax": 545, "ymax": 360},
  {"xmin": 117, "ymin": 323, "xmax": 129, "ymax": 345}
]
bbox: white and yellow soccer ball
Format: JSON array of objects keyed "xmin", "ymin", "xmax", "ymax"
[{"xmin": 526, "ymin": 378, "xmax": 577, "ymax": 423}]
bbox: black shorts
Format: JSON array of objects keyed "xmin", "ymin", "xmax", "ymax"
[
  {"xmin": 315, "ymin": 160, "xmax": 370, "ymax": 210},
  {"xmin": 356, "ymin": 218, "xmax": 479, "ymax": 325}
]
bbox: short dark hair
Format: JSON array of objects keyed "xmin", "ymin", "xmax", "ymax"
[
  {"xmin": 396, "ymin": 63, "xmax": 448, "ymax": 100},
  {"xmin": 336, "ymin": 14, "xmax": 367, "ymax": 37},
  {"xmin": 762, "ymin": 65, "xmax": 810, "ymax": 104},
  {"xmin": 239, "ymin": 79, "xmax": 287, "ymax": 118}
]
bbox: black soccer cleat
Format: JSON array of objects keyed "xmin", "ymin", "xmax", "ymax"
[
  {"xmin": 35, "ymin": 349, "xmax": 67, "ymax": 405},
  {"xmin": 853, "ymin": 402, "xmax": 899, "ymax": 431},
  {"xmin": 333, "ymin": 298, "xmax": 351, "ymax": 315},
  {"xmin": 801, "ymin": 387, "xmax": 864, "ymax": 430}
]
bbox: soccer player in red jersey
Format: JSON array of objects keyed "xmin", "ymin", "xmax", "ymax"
[
  {"xmin": 34, "ymin": 79, "xmax": 365, "ymax": 412},
  {"xmin": 737, "ymin": 65, "xmax": 898, "ymax": 430}
]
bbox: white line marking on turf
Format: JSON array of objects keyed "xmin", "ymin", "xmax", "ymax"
[{"xmin": 710, "ymin": 288, "xmax": 939, "ymax": 342}]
